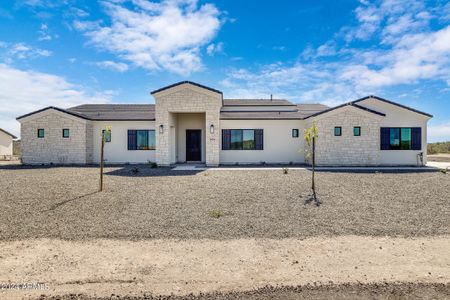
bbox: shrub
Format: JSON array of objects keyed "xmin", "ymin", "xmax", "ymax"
[
  {"xmin": 440, "ymin": 168, "xmax": 448, "ymax": 174},
  {"xmin": 131, "ymin": 167, "xmax": 140, "ymax": 174},
  {"xmin": 148, "ymin": 160, "xmax": 158, "ymax": 168},
  {"xmin": 209, "ymin": 210, "xmax": 225, "ymax": 218},
  {"xmin": 283, "ymin": 167, "xmax": 289, "ymax": 174}
]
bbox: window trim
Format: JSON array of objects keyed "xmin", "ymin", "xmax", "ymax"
[
  {"xmin": 62, "ymin": 128, "xmax": 70, "ymax": 138},
  {"xmin": 37, "ymin": 129, "xmax": 45, "ymax": 138},
  {"xmin": 334, "ymin": 126, "xmax": 342, "ymax": 136},
  {"xmin": 292, "ymin": 129, "xmax": 299, "ymax": 138},
  {"xmin": 382, "ymin": 127, "xmax": 416, "ymax": 150},
  {"xmin": 128, "ymin": 129, "xmax": 156, "ymax": 151},
  {"xmin": 222, "ymin": 129, "xmax": 263, "ymax": 150},
  {"xmin": 353, "ymin": 126, "xmax": 361, "ymax": 136}
]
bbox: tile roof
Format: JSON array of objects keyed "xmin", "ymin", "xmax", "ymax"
[
  {"xmin": 67, "ymin": 104, "xmax": 155, "ymax": 120},
  {"xmin": 223, "ymin": 99, "xmax": 295, "ymax": 106}
]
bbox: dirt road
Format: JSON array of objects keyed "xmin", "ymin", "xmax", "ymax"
[{"xmin": 1, "ymin": 236, "xmax": 449, "ymax": 299}]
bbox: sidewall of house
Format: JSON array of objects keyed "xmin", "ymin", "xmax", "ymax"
[
  {"xmin": 92, "ymin": 121, "xmax": 156, "ymax": 164},
  {"xmin": 219, "ymin": 119, "xmax": 305, "ymax": 164},
  {"xmin": 0, "ymin": 131, "xmax": 13, "ymax": 156},
  {"xmin": 311, "ymin": 107, "xmax": 382, "ymax": 166},
  {"xmin": 19, "ymin": 110, "xmax": 88, "ymax": 164}
]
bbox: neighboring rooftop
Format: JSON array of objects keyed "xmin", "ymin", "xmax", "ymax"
[{"xmin": 0, "ymin": 128, "xmax": 17, "ymax": 139}]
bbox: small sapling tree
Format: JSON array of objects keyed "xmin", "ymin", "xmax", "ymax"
[{"xmin": 303, "ymin": 122, "xmax": 321, "ymax": 206}]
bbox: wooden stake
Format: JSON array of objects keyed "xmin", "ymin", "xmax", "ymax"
[{"xmin": 99, "ymin": 132, "xmax": 105, "ymax": 192}]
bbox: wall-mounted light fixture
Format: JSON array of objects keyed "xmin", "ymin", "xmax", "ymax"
[
  {"xmin": 159, "ymin": 124, "xmax": 164, "ymax": 134},
  {"xmin": 210, "ymin": 124, "xmax": 214, "ymax": 134}
]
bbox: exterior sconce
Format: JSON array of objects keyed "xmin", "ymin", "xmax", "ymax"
[
  {"xmin": 210, "ymin": 124, "xmax": 214, "ymax": 134},
  {"xmin": 159, "ymin": 124, "xmax": 164, "ymax": 134}
]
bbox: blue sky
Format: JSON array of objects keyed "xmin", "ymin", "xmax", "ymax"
[{"xmin": 0, "ymin": 0, "xmax": 449, "ymax": 141}]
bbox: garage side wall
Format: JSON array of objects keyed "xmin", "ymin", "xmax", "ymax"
[
  {"xmin": 311, "ymin": 107, "xmax": 382, "ymax": 166},
  {"xmin": 20, "ymin": 110, "xmax": 89, "ymax": 164}
]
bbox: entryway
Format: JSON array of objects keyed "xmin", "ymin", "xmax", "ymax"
[{"xmin": 186, "ymin": 129, "xmax": 201, "ymax": 162}]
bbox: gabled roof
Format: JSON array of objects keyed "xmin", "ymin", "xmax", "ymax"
[
  {"xmin": 0, "ymin": 128, "xmax": 17, "ymax": 139},
  {"xmin": 150, "ymin": 81, "xmax": 223, "ymax": 95},
  {"xmin": 68, "ymin": 104, "xmax": 155, "ymax": 121},
  {"xmin": 353, "ymin": 95, "xmax": 433, "ymax": 117},
  {"xmin": 304, "ymin": 101, "xmax": 386, "ymax": 119},
  {"xmin": 223, "ymin": 99, "xmax": 295, "ymax": 106},
  {"xmin": 16, "ymin": 106, "xmax": 91, "ymax": 121}
]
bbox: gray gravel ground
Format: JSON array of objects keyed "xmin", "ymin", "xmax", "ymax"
[
  {"xmin": 0, "ymin": 165, "xmax": 449, "ymax": 240},
  {"xmin": 35, "ymin": 283, "xmax": 450, "ymax": 300}
]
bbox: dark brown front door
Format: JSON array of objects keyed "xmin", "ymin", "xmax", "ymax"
[{"xmin": 186, "ymin": 130, "xmax": 201, "ymax": 161}]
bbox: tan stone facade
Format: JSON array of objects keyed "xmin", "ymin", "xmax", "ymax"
[
  {"xmin": 20, "ymin": 109, "xmax": 92, "ymax": 164},
  {"xmin": 310, "ymin": 106, "xmax": 382, "ymax": 166},
  {"xmin": 153, "ymin": 84, "xmax": 221, "ymax": 166}
]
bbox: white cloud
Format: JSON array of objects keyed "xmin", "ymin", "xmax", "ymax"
[
  {"xmin": 222, "ymin": 0, "xmax": 450, "ymax": 105},
  {"xmin": 75, "ymin": 0, "xmax": 222, "ymax": 75},
  {"xmin": 206, "ymin": 42, "xmax": 223, "ymax": 56},
  {"xmin": 38, "ymin": 23, "xmax": 53, "ymax": 41},
  {"xmin": 0, "ymin": 42, "xmax": 52, "ymax": 62},
  {"xmin": 428, "ymin": 122, "xmax": 450, "ymax": 142},
  {"xmin": 0, "ymin": 64, "xmax": 112, "ymax": 137},
  {"xmin": 94, "ymin": 60, "xmax": 129, "ymax": 72}
]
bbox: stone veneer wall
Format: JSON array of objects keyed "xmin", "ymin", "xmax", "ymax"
[
  {"xmin": 311, "ymin": 108, "xmax": 382, "ymax": 166},
  {"xmin": 20, "ymin": 111, "xmax": 89, "ymax": 164},
  {"xmin": 154, "ymin": 85, "xmax": 221, "ymax": 166}
]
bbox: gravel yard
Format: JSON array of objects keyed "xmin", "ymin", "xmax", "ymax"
[{"xmin": 0, "ymin": 165, "xmax": 449, "ymax": 240}]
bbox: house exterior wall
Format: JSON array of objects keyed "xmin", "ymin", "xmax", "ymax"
[
  {"xmin": 219, "ymin": 119, "xmax": 305, "ymax": 164},
  {"xmin": 19, "ymin": 109, "xmax": 89, "ymax": 164},
  {"xmin": 154, "ymin": 84, "xmax": 221, "ymax": 166},
  {"xmin": 92, "ymin": 121, "xmax": 156, "ymax": 164},
  {"xmin": 309, "ymin": 107, "xmax": 382, "ymax": 166},
  {"xmin": 0, "ymin": 131, "xmax": 13, "ymax": 156},
  {"xmin": 357, "ymin": 98, "xmax": 430, "ymax": 165},
  {"xmin": 175, "ymin": 113, "xmax": 206, "ymax": 162}
]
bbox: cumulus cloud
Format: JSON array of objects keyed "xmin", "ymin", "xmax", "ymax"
[
  {"xmin": 74, "ymin": 0, "xmax": 222, "ymax": 75},
  {"xmin": 0, "ymin": 64, "xmax": 112, "ymax": 137},
  {"xmin": 206, "ymin": 42, "xmax": 224, "ymax": 56}
]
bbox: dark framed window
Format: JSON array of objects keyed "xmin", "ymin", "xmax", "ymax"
[
  {"xmin": 222, "ymin": 129, "xmax": 263, "ymax": 150},
  {"xmin": 37, "ymin": 129, "xmax": 44, "ymax": 138},
  {"xmin": 292, "ymin": 129, "xmax": 299, "ymax": 138},
  {"xmin": 102, "ymin": 130, "xmax": 111, "ymax": 142},
  {"xmin": 62, "ymin": 129, "xmax": 70, "ymax": 138},
  {"xmin": 334, "ymin": 127, "xmax": 342, "ymax": 136},
  {"xmin": 127, "ymin": 130, "xmax": 155, "ymax": 150},
  {"xmin": 354, "ymin": 126, "xmax": 361, "ymax": 136},
  {"xmin": 381, "ymin": 127, "xmax": 421, "ymax": 150}
]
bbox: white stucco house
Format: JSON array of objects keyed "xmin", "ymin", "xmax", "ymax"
[
  {"xmin": 17, "ymin": 81, "xmax": 432, "ymax": 166},
  {"xmin": 0, "ymin": 128, "xmax": 17, "ymax": 158}
]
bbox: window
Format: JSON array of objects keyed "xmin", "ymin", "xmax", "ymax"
[
  {"xmin": 292, "ymin": 129, "xmax": 299, "ymax": 138},
  {"xmin": 381, "ymin": 127, "xmax": 421, "ymax": 150},
  {"xmin": 62, "ymin": 129, "xmax": 70, "ymax": 138},
  {"xmin": 222, "ymin": 129, "xmax": 263, "ymax": 150},
  {"xmin": 354, "ymin": 126, "xmax": 361, "ymax": 136},
  {"xmin": 102, "ymin": 130, "xmax": 111, "ymax": 142},
  {"xmin": 37, "ymin": 129, "xmax": 44, "ymax": 138},
  {"xmin": 334, "ymin": 127, "xmax": 342, "ymax": 136},
  {"xmin": 127, "ymin": 130, "xmax": 155, "ymax": 150}
]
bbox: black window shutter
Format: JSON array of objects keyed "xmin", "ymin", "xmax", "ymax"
[
  {"xmin": 380, "ymin": 127, "xmax": 390, "ymax": 150},
  {"xmin": 411, "ymin": 127, "xmax": 422, "ymax": 150},
  {"xmin": 222, "ymin": 129, "xmax": 231, "ymax": 150},
  {"xmin": 255, "ymin": 129, "xmax": 264, "ymax": 150},
  {"xmin": 128, "ymin": 130, "xmax": 137, "ymax": 150}
]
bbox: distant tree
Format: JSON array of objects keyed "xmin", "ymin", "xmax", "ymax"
[
  {"xmin": 428, "ymin": 142, "xmax": 450, "ymax": 154},
  {"xmin": 303, "ymin": 122, "xmax": 320, "ymax": 206}
]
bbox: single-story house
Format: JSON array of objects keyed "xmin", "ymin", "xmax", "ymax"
[
  {"xmin": 16, "ymin": 81, "xmax": 432, "ymax": 166},
  {"xmin": 0, "ymin": 128, "xmax": 17, "ymax": 158}
]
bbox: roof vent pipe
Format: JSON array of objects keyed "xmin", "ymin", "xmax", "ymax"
[{"xmin": 270, "ymin": 94, "xmax": 273, "ymax": 101}]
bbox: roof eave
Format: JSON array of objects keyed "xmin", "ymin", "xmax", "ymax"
[{"xmin": 150, "ymin": 81, "xmax": 223, "ymax": 95}]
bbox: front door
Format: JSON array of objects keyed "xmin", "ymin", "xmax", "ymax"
[{"xmin": 186, "ymin": 130, "xmax": 201, "ymax": 162}]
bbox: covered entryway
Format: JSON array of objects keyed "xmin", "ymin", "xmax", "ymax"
[{"xmin": 186, "ymin": 129, "xmax": 201, "ymax": 162}]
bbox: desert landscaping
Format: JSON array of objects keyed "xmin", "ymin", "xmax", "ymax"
[{"xmin": 0, "ymin": 165, "xmax": 449, "ymax": 299}]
